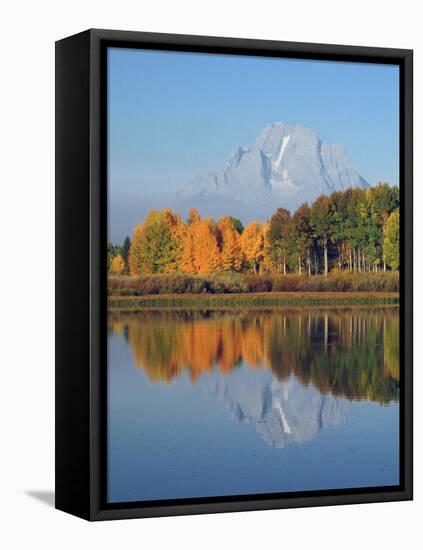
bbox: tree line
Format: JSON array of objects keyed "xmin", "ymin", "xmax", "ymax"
[{"xmin": 108, "ymin": 183, "xmax": 400, "ymax": 277}]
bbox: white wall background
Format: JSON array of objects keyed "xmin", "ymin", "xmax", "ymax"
[{"xmin": 0, "ymin": 0, "xmax": 420, "ymax": 547}]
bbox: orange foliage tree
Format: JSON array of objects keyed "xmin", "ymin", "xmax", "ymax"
[
  {"xmin": 181, "ymin": 209, "xmax": 221, "ymax": 274},
  {"xmin": 218, "ymin": 216, "xmax": 243, "ymax": 271},
  {"xmin": 240, "ymin": 221, "xmax": 266, "ymax": 273}
]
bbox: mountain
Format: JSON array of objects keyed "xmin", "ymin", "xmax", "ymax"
[
  {"xmin": 177, "ymin": 122, "xmax": 369, "ymax": 218},
  {"xmin": 201, "ymin": 367, "xmax": 351, "ymax": 449}
]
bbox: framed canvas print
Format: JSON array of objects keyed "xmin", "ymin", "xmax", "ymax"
[{"xmin": 55, "ymin": 29, "xmax": 413, "ymax": 521}]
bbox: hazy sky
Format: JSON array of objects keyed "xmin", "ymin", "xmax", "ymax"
[{"xmin": 108, "ymin": 47, "xmax": 399, "ymax": 242}]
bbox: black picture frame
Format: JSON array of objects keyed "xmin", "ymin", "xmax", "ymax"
[{"xmin": 55, "ymin": 28, "xmax": 413, "ymax": 521}]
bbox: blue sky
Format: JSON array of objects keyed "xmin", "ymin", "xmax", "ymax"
[{"xmin": 108, "ymin": 47, "xmax": 399, "ymax": 241}]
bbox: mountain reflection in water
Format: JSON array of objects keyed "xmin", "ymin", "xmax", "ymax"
[{"xmin": 201, "ymin": 369, "xmax": 352, "ymax": 448}]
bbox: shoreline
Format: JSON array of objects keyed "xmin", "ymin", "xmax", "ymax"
[{"xmin": 108, "ymin": 291, "xmax": 399, "ymax": 310}]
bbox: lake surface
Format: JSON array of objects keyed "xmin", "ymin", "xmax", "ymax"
[{"xmin": 107, "ymin": 307, "xmax": 400, "ymax": 503}]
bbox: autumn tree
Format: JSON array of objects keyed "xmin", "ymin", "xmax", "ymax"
[
  {"xmin": 196, "ymin": 217, "xmax": 221, "ymax": 273},
  {"xmin": 384, "ymin": 209, "xmax": 399, "ymax": 270},
  {"xmin": 218, "ymin": 216, "xmax": 243, "ymax": 271},
  {"xmin": 240, "ymin": 221, "xmax": 266, "ymax": 273},
  {"xmin": 129, "ymin": 224, "xmax": 143, "ymax": 276},
  {"xmin": 129, "ymin": 209, "xmax": 184, "ymax": 275},
  {"xmin": 110, "ymin": 254, "xmax": 125, "ymax": 275},
  {"xmin": 180, "ymin": 208, "xmax": 199, "ymax": 273},
  {"xmin": 181, "ymin": 209, "xmax": 220, "ymax": 274}
]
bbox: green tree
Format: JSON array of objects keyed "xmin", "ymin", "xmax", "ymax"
[
  {"xmin": 359, "ymin": 189, "xmax": 382, "ymax": 271},
  {"xmin": 229, "ymin": 216, "xmax": 244, "ymax": 234},
  {"xmin": 122, "ymin": 236, "xmax": 131, "ymax": 274},
  {"xmin": 330, "ymin": 190, "xmax": 352, "ymax": 271},
  {"xmin": 310, "ymin": 195, "xmax": 333, "ymax": 276},
  {"xmin": 292, "ymin": 203, "xmax": 313, "ymax": 276},
  {"xmin": 129, "ymin": 209, "xmax": 184, "ymax": 275},
  {"xmin": 267, "ymin": 208, "xmax": 293, "ymax": 274},
  {"xmin": 343, "ymin": 187, "xmax": 366, "ymax": 272}
]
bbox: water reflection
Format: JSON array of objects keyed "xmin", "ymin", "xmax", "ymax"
[
  {"xmin": 199, "ymin": 366, "xmax": 353, "ymax": 448},
  {"xmin": 107, "ymin": 307, "xmax": 400, "ymax": 499},
  {"xmin": 108, "ymin": 307, "xmax": 399, "ymax": 405}
]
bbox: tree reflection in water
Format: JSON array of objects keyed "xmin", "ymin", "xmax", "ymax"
[{"xmin": 108, "ymin": 307, "xmax": 399, "ymax": 404}]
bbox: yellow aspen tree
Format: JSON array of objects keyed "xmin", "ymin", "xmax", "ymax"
[
  {"xmin": 128, "ymin": 209, "xmax": 185, "ymax": 275},
  {"xmin": 162, "ymin": 208, "xmax": 186, "ymax": 273},
  {"xmin": 218, "ymin": 216, "xmax": 243, "ymax": 271},
  {"xmin": 240, "ymin": 221, "xmax": 266, "ymax": 273},
  {"xmin": 384, "ymin": 209, "xmax": 400, "ymax": 270},
  {"xmin": 129, "ymin": 223, "xmax": 144, "ymax": 276},
  {"xmin": 110, "ymin": 254, "xmax": 125, "ymax": 275}
]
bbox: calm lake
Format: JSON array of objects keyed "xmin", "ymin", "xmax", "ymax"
[{"xmin": 107, "ymin": 307, "xmax": 400, "ymax": 503}]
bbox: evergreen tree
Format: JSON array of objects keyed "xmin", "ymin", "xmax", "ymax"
[
  {"xmin": 121, "ymin": 236, "xmax": 131, "ymax": 274},
  {"xmin": 229, "ymin": 216, "xmax": 244, "ymax": 234}
]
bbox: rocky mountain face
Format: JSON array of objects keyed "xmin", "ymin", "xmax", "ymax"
[
  {"xmin": 177, "ymin": 122, "xmax": 369, "ymax": 217},
  {"xmin": 202, "ymin": 367, "xmax": 351, "ymax": 449}
]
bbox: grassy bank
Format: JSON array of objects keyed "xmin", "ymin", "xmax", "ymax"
[
  {"xmin": 108, "ymin": 291, "xmax": 399, "ymax": 310},
  {"xmin": 109, "ymin": 271, "xmax": 399, "ymax": 297}
]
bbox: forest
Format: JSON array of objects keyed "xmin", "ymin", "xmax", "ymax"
[{"xmin": 108, "ymin": 184, "xmax": 400, "ymax": 293}]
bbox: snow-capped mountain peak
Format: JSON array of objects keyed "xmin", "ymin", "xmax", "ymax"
[{"xmin": 176, "ymin": 122, "xmax": 369, "ymax": 217}]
